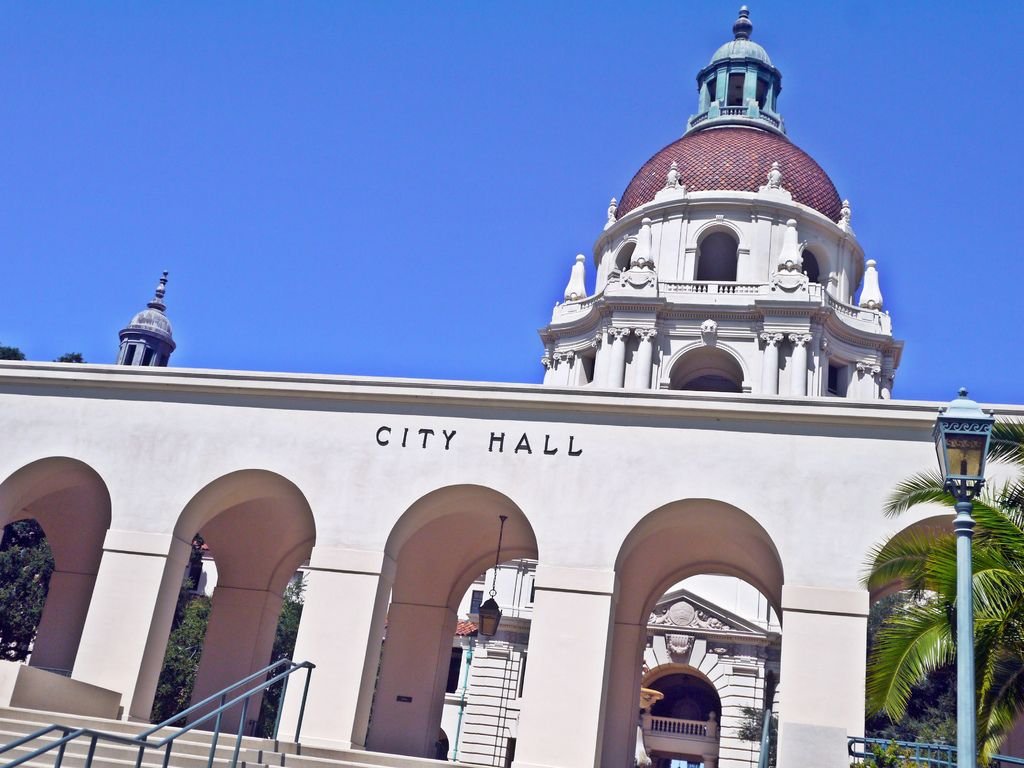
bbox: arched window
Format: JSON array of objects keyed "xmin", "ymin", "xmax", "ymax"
[
  {"xmin": 802, "ymin": 251, "xmax": 821, "ymax": 284},
  {"xmin": 695, "ymin": 232, "xmax": 738, "ymax": 281},
  {"xmin": 669, "ymin": 347, "xmax": 744, "ymax": 393},
  {"xmin": 614, "ymin": 242, "xmax": 636, "ymax": 272}
]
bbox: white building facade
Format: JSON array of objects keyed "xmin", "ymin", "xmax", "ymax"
[{"xmin": 0, "ymin": 8, "xmax": 1010, "ymax": 768}]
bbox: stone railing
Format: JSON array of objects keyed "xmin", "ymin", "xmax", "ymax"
[
  {"xmin": 662, "ymin": 281, "xmax": 765, "ymax": 295},
  {"xmin": 642, "ymin": 714, "xmax": 717, "ymax": 739}
]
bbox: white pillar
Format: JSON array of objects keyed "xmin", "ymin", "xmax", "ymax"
[
  {"xmin": 278, "ymin": 547, "xmax": 393, "ymax": 750},
  {"xmin": 29, "ymin": 570, "xmax": 97, "ymax": 673},
  {"xmin": 514, "ymin": 566, "xmax": 615, "ymax": 768},
  {"xmin": 788, "ymin": 333, "xmax": 811, "ymax": 396},
  {"xmin": 541, "ymin": 355, "xmax": 554, "ymax": 385},
  {"xmin": 605, "ymin": 328, "xmax": 630, "ymax": 388},
  {"xmin": 760, "ymin": 332, "xmax": 782, "ymax": 395},
  {"xmin": 367, "ymin": 601, "xmax": 457, "ymax": 757},
  {"xmin": 189, "ymin": 586, "xmax": 283, "ymax": 730},
  {"xmin": 592, "ymin": 334, "xmax": 607, "ymax": 385},
  {"xmin": 777, "ymin": 585, "xmax": 868, "ymax": 768},
  {"xmin": 600, "ymin": 620, "xmax": 646, "ymax": 767},
  {"xmin": 72, "ymin": 530, "xmax": 191, "ymax": 721},
  {"xmin": 631, "ymin": 329, "xmax": 657, "ymax": 390}
]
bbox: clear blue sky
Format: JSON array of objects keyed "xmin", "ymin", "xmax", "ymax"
[{"xmin": 1, "ymin": 2, "xmax": 1020, "ymax": 404}]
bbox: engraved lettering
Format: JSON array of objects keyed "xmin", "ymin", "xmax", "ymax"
[
  {"xmin": 376, "ymin": 426, "xmax": 391, "ymax": 446},
  {"xmin": 489, "ymin": 432, "xmax": 505, "ymax": 453},
  {"xmin": 514, "ymin": 433, "xmax": 532, "ymax": 454},
  {"xmin": 401, "ymin": 427, "xmax": 409, "ymax": 448},
  {"xmin": 543, "ymin": 434, "xmax": 558, "ymax": 455},
  {"xmin": 568, "ymin": 436, "xmax": 583, "ymax": 456},
  {"xmin": 442, "ymin": 429, "xmax": 457, "ymax": 450}
]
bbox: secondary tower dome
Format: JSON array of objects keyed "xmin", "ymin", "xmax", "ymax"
[{"xmin": 117, "ymin": 271, "xmax": 176, "ymax": 367}]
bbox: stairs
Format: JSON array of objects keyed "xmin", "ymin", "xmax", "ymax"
[{"xmin": 0, "ymin": 707, "xmax": 479, "ymax": 768}]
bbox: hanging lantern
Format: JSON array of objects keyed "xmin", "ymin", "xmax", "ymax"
[{"xmin": 477, "ymin": 515, "xmax": 508, "ymax": 638}]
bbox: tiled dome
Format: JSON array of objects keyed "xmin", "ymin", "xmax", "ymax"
[{"xmin": 618, "ymin": 127, "xmax": 842, "ymax": 221}]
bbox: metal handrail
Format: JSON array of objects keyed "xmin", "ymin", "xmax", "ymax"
[
  {"xmin": 849, "ymin": 736, "xmax": 1024, "ymax": 768},
  {"xmin": 0, "ymin": 657, "xmax": 315, "ymax": 768}
]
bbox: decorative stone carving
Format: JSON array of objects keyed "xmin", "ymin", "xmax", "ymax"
[
  {"xmin": 777, "ymin": 219, "xmax": 804, "ymax": 273},
  {"xmin": 665, "ymin": 634, "xmax": 694, "ymax": 658},
  {"xmin": 766, "ymin": 161, "xmax": 783, "ymax": 189},
  {"xmin": 856, "ymin": 360, "xmax": 881, "ymax": 378},
  {"xmin": 700, "ymin": 319, "xmax": 718, "ymax": 346},
  {"xmin": 608, "ymin": 327, "xmax": 632, "ymax": 343},
  {"xmin": 563, "ymin": 254, "xmax": 588, "ymax": 302},
  {"xmin": 634, "ymin": 328, "xmax": 658, "ymax": 343},
  {"xmin": 605, "ymin": 197, "xmax": 617, "ymax": 229},
  {"xmin": 633, "ymin": 218, "xmax": 654, "ymax": 269},
  {"xmin": 760, "ymin": 331, "xmax": 783, "ymax": 347},
  {"xmin": 858, "ymin": 259, "xmax": 884, "ymax": 310},
  {"xmin": 540, "ymin": 355, "xmax": 552, "ymax": 370},
  {"xmin": 648, "ymin": 599, "xmax": 735, "ymax": 632},
  {"xmin": 665, "ymin": 161, "xmax": 683, "ymax": 191},
  {"xmin": 838, "ymin": 199, "xmax": 853, "ymax": 232}
]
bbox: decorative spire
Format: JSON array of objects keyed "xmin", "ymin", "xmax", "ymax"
[
  {"xmin": 777, "ymin": 219, "xmax": 803, "ymax": 272},
  {"xmin": 605, "ymin": 197, "xmax": 618, "ymax": 229},
  {"xmin": 858, "ymin": 259, "xmax": 884, "ymax": 310},
  {"xmin": 632, "ymin": 218, "xmax": 654, "ymax": 269},
  {"xmin": 733, "ymin": 6, "xmax": 753, "ymax": 40},
  {"xmin": 563, "ymin": 254, "xmax": 587, "ymax": 302},
  {"xmin": 766, "ymin": 161, "xmax": 783, "ymax": 190},
  {"xmin": 838, "ymin": 199, "xmax": 853, "ymax": 232},
  {"xmin": 148, "ymin": 271, "xmax": 169, "ymax": 311},
  {"xmin": 664, "ymin": 161, "xmax": 683, "ymax": 191}
]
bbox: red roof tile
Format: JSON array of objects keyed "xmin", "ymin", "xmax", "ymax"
[
  {"xmin": 618, "ymin": 127, "xmax": 842, "ymax": 222},
  {"xmin": 455, "ymin": 620, "xmax": 478, "ymax": 637}
]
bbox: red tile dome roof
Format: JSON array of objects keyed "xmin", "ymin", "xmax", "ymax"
[{"xmin": 618, "ymin": 127, "xmax": 842, "ymax": 222}]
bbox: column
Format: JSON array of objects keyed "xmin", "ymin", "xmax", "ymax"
[
  {"xmin": 600, "ymin": 620, "xmax": 646, "ymax": 767},
  {"xmin": 72, "ymin": 530, "xmax": 191, "ymax": 721},
  {"xmin": 189, "ymin": 586, "xmax": 284, "ymax": 730},
  {"xmin": 514, "ymin": 566, "xmax": 615, "ymax": 768},
  {"xmin": 592, "ymin": 334, "xmax": 607, "ymax": 385},
  {"xmin": 759, "ymin": 332, "xmax": 782, "ymax": 395},
  {"xmin": 278, "ymin": 547, "xmax": 393, "ymax": 750},
  {"xmin": 604, "ymin": 327, "xmax": 630, "ymax": 388},
  {"xmin": 28, "ymin": 570, "xmax": 97, "ymax": 673},
  {"xmin": 777, "ymin": 585, "xmax": 868, "ymax": 768},
  {"xmin": 541, "ymin": 355, "xmax": 554, "ymax": 385},
  {"xmin": 631, "ymin": 328, "xmax": 657, "ymax": 390},
  {"xmin": 366, "ymin": 601, "xmax": 457, "ymax": 757},
  {"xmin": 788, "ymin": 333, "xmax": 811, "ymax": 396}
]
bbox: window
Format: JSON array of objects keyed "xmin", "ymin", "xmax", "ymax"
[
  {"xmin": 756, "ymin": 77, "xmax": 768, "ymax": 109},
  {"xmin": 669, "ymin": 347, "xmax": 744, "ymax": 393},
  {"xmin": 827, "ymin": 363, "xmax": 848, "ymax": 397},
  {"xmin": 614, "ymin": 242, "xmax": 636, "ymax": 272},
  {"xmin": 470, "ymin": 589, "xmax": 483, "ymax": 615},
  {"xmin": 695, "ymin": 232, "xmax": 739, "ymax": 281},
  {"xmin": 518, "ymin": 652, "xmax": 528, "ymax": 697},
  {"xmin": 707, "ymin": 77, "xmax": 718, "ymax": 103},
  {"xmin": 141, "ymin": 347, "xmax": 154, "ymax": 366},
  {"xmin": 123, "ymin": 345, "xmax": 136, "ymax": 365},
  {"xmin": 803, "ymin": 252, "xmax": 821, "ymax": 284},
  {"xmin": 445, "ymin": 647, "xmax": 463, "ymax": 693},
  {"xmin": 727, "ymin": 72, "xmax": 745, "ymax": 106}
]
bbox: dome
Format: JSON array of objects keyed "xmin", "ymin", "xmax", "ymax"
[
  {"xmin": 617, "ymin": 127, "xmax": 842, "ymax": 221},
  {"xmin": 125, "ymin": 307, "xmax": 173, "ymax": 339},
  {"xmin": 709, "ymin": 38, "xmax": 772, "ymax": 67}
]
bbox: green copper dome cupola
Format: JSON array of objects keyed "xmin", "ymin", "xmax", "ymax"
[{"xmin": 686, "ymin": 7, "xmax": 785, "ymax": 135}]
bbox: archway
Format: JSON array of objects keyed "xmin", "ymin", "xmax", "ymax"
[
  {"xmin": 0, "ymin": 458, "xmax": 110, "ymax": 674},
  {"xmin": 603, "ymin": 499, "xmax": 784, "ymax": 768},
  {"xmin": 366, "ymin": 485, "xmax": 537, "ymax": 761},
  {"xmin": 161, "ymin": 470, "xmax": 316, "ymax": 730},
  {"xmin": 668, "ymin": 347, "xmax": 744, "ymax": 393},
  {"xmin": 642, "ymin": 666, "xmax": 723, "ymax": 768}
]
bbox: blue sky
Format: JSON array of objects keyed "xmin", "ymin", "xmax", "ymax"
[{"xmin": 1, "ymin": 2, "xmax": 1020, "ymax": 404}]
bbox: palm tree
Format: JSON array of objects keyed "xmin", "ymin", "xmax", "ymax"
[{"xmin": 864, "ymin": 420, "xmax": 1024, "ymax": 761}]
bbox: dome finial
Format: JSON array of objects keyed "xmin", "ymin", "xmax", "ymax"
[
  {"xmin": 148, "ymin": 271, "xmax": 169, "ymax": 311},
  {"xmin": 733, "ymin": 6, "xmax": 753, "ymax": 40}
]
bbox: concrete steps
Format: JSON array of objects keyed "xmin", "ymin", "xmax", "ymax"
[{"xmin": 0, "ymin": 707, "xmax": 476, "ymax": 768}]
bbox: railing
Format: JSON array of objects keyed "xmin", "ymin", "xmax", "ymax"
[
  {"xmin": 661, "ymin": 281, "xmax": 764, "ymax": 295},
  {"xmin": 0, "ymin": 658, "xmax": 315, "ymax": 768},
  {"xmin": 849, "ymin": 737, "xmax": 1024, "ymax": 768},
  {"xmin": 643, "ymin": 714, "xmax": 716, "ymax": 738}
]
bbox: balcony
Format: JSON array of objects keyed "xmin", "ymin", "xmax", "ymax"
[{"xmin": 641, "ymin": 714, "xmax": 719, "ymax": 761}]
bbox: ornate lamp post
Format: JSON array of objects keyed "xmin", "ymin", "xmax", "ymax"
[
  {"xmin": 933, "ymin": 388, "xmax": 995, "ymax": 768},
  {"xmin": 477, "ymin": 515, "xmax": 508, "ymax": 637}
]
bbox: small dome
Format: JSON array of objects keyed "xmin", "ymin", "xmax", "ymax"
[
  {"xmin": 617, "ymin": 127, "xmax": 842, "ymax": 221},
  {"xmin": 125, "ymin": 307, "xmax": 173, "ymax": 339},
  {"xmin": 709, "ymin": 38, "xmax": 772, "ymax": 67}
]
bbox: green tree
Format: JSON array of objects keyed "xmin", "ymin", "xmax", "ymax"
[
  {"xmin": 738, "ymin": 706, "xmax": 777, "ymax": 768},
  {"xmin": 257, "ymin": 575, "xmax": 305, "ymax": 736},
  {"xmin": 0, "ymin": 520, "xmax": 54, "ymax": 661},
  {"xmin": 864, "ymin": 420, "xmax": 1024, "ymax": 760},
  {"xmin": 54, "ymin": 353, "xmax": 85, "ymax": 363},
  {"xmin": 0, "ymin": 345, "xmax": 25, "ymax": 360}
]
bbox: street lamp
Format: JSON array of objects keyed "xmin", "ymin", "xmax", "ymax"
[
  {"xmin": 933, "ymin": 388, "xmax": 995, "ymax": 768},
  {"xmin": 477, "ymin": 514, "xmax": 508, "ymax": 637}
]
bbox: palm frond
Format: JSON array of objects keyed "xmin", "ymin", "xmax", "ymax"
[
  {"xmin": 990, "ymin": 420, "xmax": 1024, "ymax": 467},
  {"xmin": 883, "ymin": 472, "xmax": 950, "ymax": 517}
]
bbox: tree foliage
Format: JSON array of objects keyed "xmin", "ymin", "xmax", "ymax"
[
  {"xmin": 0, "ymin": 345, "xmax": 25, "ymax": 361},
  {"xmin": 0, "ymin": 520, "xmax": 54, "ymax": 662},
  {"xmin": 54, "ymin": 353, "xmax": 85, "ymax": 363},
  {"xmin": 738, "ymin": 706, "xmax": 777, "ymax": 768},
  {"xmin": 864, "ymin": 419, "xmax": 1024, "ymax": 760}
]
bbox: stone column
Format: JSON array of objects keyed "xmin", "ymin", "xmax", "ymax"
[
  {"xmin": 591, "ymin": 334, "xmax": 606, "ymax": 385},
  {"xmin": 788, "ymin": 333, "xmax": 811, "ymax": 396},
  {"xmin": 777, "ymin": 585, "xmax": 868, "ymax": 768},
  {"xmin": 632, "ymin": 328, "xmax": 657, "ymax": 390},
  {"xmin": 514, "ymin": 565, "xmax": 615, "ymax": 768},
  {"xmin": 541, "ymin": 354, "xmax": 554, "ymax": 385},
  {"xmin": 72, "ymin": 530, "xmax": 191, "ymax": 721},
  {"xmin": 28, "ymin": 570, "xmax": 97, "ymax": 673},
  {"xmin": 604, "ymin": 327, "xmax": 630, "ymax": 388},
  {"xmin": 278, "ymin": 547, "xmax": 393, "ymax": 750},
  {"xmin": 367, "ymin": 601, "xmax": 458, "ymax": 757},
  {"xmin": 759, "ymin": 332, "xmax": 782, "ymax": 395}
]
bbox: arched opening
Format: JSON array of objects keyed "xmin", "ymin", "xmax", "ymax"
[
  {"xmin": 695, "ymin": 232, "xmax": 738, "ymax": 282},
  {"xmin": 0, "ymin": 458, "xmax": 111, "ymax": 675},
  {"xmin": 802, "ymin": 250, "xmax": 822, "ymax": 284},
  {"xmin": 615, "ymin": 242, "xmax": 637, "ymax": 272},
  {"xmin": 366, "ymin": 485, "xmax": 538, "ymax": 762},
  {"xmin": 602, "ymin": 500, "xmax": 785, "ymax": 768},
  {"xmin": 669, "ymin": 347, "xmax": 744, "ymax": 393},
  {"xmin": 150, "ymin": 470, "xmax": 315, "ymax": 732}
]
